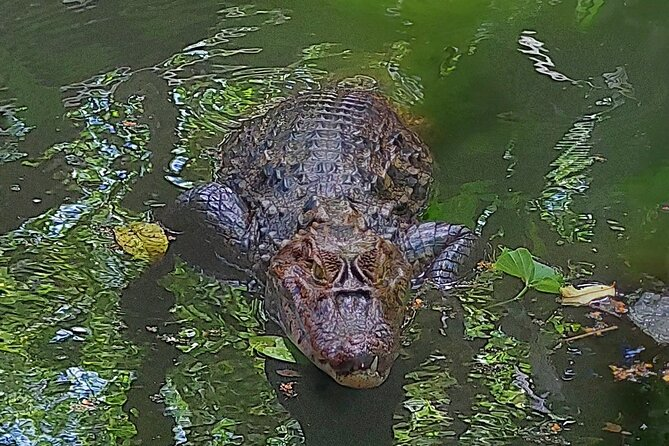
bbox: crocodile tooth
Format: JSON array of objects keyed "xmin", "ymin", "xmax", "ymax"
[{"xmin": 370, "ymin": 356, "xmax": 379, "ymax": 373}]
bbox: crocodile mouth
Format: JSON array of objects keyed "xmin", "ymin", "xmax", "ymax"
[
  {"xmin": 269, "ymin": 279, "xmax": 402, "ymax": 388},
  {"xmin": 317, "ymin": 353, "xmax": 392, "ymax": 388}
]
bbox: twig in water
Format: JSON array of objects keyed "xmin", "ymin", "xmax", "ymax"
[{"xmin": 564, "ymin": 325, "xmax": 618, "ymax": 342}]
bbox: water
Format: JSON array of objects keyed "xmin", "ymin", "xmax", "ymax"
[{"xmin": 0, "ymin": 1, "xmax": 667, "ymax": 445}]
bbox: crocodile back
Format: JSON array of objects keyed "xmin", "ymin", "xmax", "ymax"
[{"xmin": 217, "ymin": 88, "xmax": 432, "ymax": 243}]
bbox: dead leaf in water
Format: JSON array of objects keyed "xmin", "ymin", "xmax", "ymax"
[
  {"xmin": 411, "ymin": 297, "xmax": 424, "ymax": 309},
  {"xmin": 114, "ymin": 222, "xmax": 169, "ymax": 262},
  {"xmin": 602, "ymin": 422, "xmax": 631, "ymax": 435},
  {"xmin": 276, "ymin": 369, "xmax": 301, "ymax": 378},
  {"xmin": 279, "ymin": 381, "xmax": 297, "ymax": 398},
  {"xmin": 611, "ymin": 299, "xmax": 628, "ymax": 314},
  {"xmin": 609, "ymin": 362, "xmax": 655, "ymax": 382},
  {"xmin": 560, "ymin": 283, "xmax": 616, "ymax": 306},
  {"xmin": 602, "ymin": 422, "xmax": 623, "ymax": 433}
]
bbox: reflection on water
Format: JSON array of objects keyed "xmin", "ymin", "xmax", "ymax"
[
  {"xmin": 0, "ymin": 67, "xmax": 150, "ymax": 445},
  {"xmin": 158, "ymin": 261, "xmax": 303, "ymax": 444},
  {"xmin": 0, "ymin": 0, "xmax": 667, "ymax": 445},
  {"xmin": 0, "ymin": 99, "xmax": 32, "ymax": 165}
]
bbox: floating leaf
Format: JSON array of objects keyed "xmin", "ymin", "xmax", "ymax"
[
  {"xmin": 494, "ymin": 248, "xmax": 564, "ymax": 293},
  {"xmin": 546, "ymin": 314, "xmax": 582, "ymax": 336},
  {"xmin": 531, "ymin": 260, "xmax": 563, "ymax": 292},
  {"xmin": 494, "ymin": 248, "xmax": 535, "ymax": 285},
  {"xmin": 532, "ymin": 276, "xmax": 563, "ymax": 294},
  {"xmin": 249, "ymin": 335, "xmax": 297, "ymax": 363},
  {"xmin": 113, "ymin": 222, "xmax": 169, "ymax": 262},
  {"xmin": 560, "ymin": 283, "xmax": 616, "ymax": 306},
  {"xmin": 276, "ymin": 369, "xmax": 301, "ymax": 378},
  {"xmin": 602, "ymin": 422, "xmax": 623, "ymax": 433},
  {"xmin": 609, "ymin": 362, "xmax": 655, "ymax": 382}
]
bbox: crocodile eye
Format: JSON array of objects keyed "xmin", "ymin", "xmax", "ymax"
[
  {"xmin": 355, "ymin": 249, "xmax": 379, "ymax": 283},
  {"xmin": 312, "ymin": 262, "xmax": 327, "ymax": 283},
  {"xmin": 320, "ymin": 251, "xmax": 343, "ymax": 277}
]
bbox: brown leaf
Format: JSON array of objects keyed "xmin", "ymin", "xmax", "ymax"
[
  {"xmin": 610, "ymin": 362, "xmax": 655, "ymax": 382},
  {"xmin": 476, "ymin": 260, "xmax": 494, "ymax": 271},
  {"xmin": 602, "ymin": 422, "xmax": 631, "ymax": 435},
  {"xmin": 276, "ymin": 369, "xmax": 301, "ymax": 378},
  {"xmin": 612, "ymin": 299, "xmax": 628, "ymax": 314},
  {"xmin": 411, "ymin": 297, "xmax": 424, "ymax": 309},
  {"xmin": 560, "ymin": 283, "xmax": 616, "ymax": 306},
  {"xmin": 587, "ymin": 311, "xmax": 603, "ymax": 321},
  {"xmin": 279, "ymin": 381, "xmax": 297, "ymax": 398},
  {"xmin": 602, "ymin": 422, "xmax": 622, "ymax": 433}
]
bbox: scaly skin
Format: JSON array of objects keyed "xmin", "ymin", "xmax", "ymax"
[{"xmin": 169, "ymin": 88, "xmax": 477, "ymax": 388}]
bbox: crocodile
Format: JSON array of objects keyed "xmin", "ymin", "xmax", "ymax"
[{"xmin": 169, "ymin": 87, "xmax": 477, "ymax": 388}]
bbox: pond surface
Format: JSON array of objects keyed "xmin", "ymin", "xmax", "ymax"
[{"xmin": 0, "ymin": 0, "xmax": 667, "ymax": 445}]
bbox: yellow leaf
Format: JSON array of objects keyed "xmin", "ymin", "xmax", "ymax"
[
  {"xmin": 560, "ymin": 283, "xmax": 616, "ymax": 306},
  {"xmin": 113, "ymin": 222, "xmax": 168, "ymax": 262}
]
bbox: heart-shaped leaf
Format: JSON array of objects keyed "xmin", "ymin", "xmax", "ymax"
[
  {"xmin": 494, "ymin": 248, "xmax": 535, "ymax": 286},
  {"xmin": 494, "ymin": 247, "xmax": 564, "ymax": 294}
]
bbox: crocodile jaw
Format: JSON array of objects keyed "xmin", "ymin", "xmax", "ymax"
[{"xmin": 317, "ymin": 354, "xmax": 393, "ymax": 389}]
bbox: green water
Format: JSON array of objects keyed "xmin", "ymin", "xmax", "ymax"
[{"xmin": 0, "ymin": 0, "xmax": 667, "ymax": 445}]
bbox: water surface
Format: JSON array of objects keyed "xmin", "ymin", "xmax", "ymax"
[{"xmin": 0, "ymin": 1, "xmax": 667, "ymax": 445}]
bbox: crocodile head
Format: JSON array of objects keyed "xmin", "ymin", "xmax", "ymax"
[{"xmin": 268, "ymin": 222, "xmax": 411, "ymax": 388}]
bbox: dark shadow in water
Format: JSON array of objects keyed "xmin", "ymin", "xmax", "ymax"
[
  {"xmin": 265, "ymin": 293, "xmax": 482, "ymax": 446},
  {"xmin": 118, "ymin": 69, "xmax": 182, "ymax": 443},
  {"xmin": 121, "ymin": 254, "xmax": 178, "ymax": 444},
  {"xmin": 266, "ymin": 357, "xmax": 404, "ymax": 446},
  {"xmin": 120, "ymin": 219, "xmax": 268, "ymax": 443}
]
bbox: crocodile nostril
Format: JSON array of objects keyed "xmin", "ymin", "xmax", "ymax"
[
  {"xmin": 334, "ymin": 290, "xmax": 371, "ymax": 302},
  {"xmin": 333, "ymin": 354, "xmax": 379, "ymax": 374}
]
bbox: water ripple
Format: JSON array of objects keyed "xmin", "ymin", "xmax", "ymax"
[
  {"xmin": 518, "ymin": 31, "xmax": 576, "ymax": 84},
  {"xmin": 0, "ymin": 68, "xmax": 150, "ymax": 444},
  {"xmin": 521, "ymin": 31, "xmax": 635, "ymax": 244},
  {"xmin": 0, "ymin": 98, "xmax": 33, "ymax": 165}
]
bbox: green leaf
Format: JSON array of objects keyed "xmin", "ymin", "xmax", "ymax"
[
  {"xmin": 494, "ymin": 248, "xmax": 535, "ymax": 285},
  {"xmin": 532, "ymin": 276, "xmax": 563, "ymax": 294},
  {"xmin": 530, "ymin": 259, "xmax": 563, "ymax": 293},
  {"xmin": 531, "ymin": 260, "xmax": 557, "ymax": 282},
  {"xmin": 249, "ymin": 335, "xmax": 297, "ymax": 363},
  {"xmin": 494, "ymin": 247, "xmax": 564, "ymax": 294}
]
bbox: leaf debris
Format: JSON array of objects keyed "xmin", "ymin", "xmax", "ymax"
[
  {"xmin": 249, "ymin": 335, "xmax": 298, "ymax": 363},
  {"xmin": 602, "ymin": 422, "xmax": 631, "ymax": 435},
  {"xmin": 113, "ymin": 222, "xmax": 169, "ymax": 262},
  {"xmin": 563, "ymin": 325, "xmax": 618, "ymax": 342},
  {"xmin": 279, "ymin": 381, "xmax": 297, "ymax": 398},
  {"xmin": 609, "ymin": 362, "xmax": 655, "ymax": 382},
  {"xmin": 559, "ymin": 283, "xmax": 616, "ymax": 306}
]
